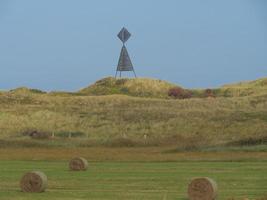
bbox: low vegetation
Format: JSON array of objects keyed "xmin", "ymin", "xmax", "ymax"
[
  {"xmin": 79, "ymin": 77, "xmax": 267, "ymax": 98},
  {"xmin": 79, "ymin": 77, "xmax": 178, "ymax": 98},
  {"xmin": 168, "ymin": 87, "xmax": 192, "ymax": 99},
  {"xmin": 0, "ymin": 77, "xmax": 266, "ymax": 149}
]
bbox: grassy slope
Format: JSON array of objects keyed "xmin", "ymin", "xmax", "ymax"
[
  {"xmin": 217, "ymin": 78, "xmax": 267, "ymax": 97},
  {"xmin": 0, "ymin": 77, "xmax": 267, "ymax": 149},
  {"xmin": 79, "ymin": 77, "xmax": 179, "ymax": 98},
  {"xmin": 79, "ymin": 77, "xmax": 267, "ymax": 98}
]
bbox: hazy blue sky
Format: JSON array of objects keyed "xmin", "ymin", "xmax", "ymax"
[{"xmin": 0, "ymin": 0, "xmax": 266, "ymax": 91}]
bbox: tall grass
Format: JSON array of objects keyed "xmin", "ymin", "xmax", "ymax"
[
  {"xmin": 79, "ymin": 77, "xmax": 267, "ymax": 98},
  {"xmin": 79, "ymin": 77, "xmax": 178, "ymax": 98},
  {"xmin": 1, "ymin": 84, "xmax": 267, "ymax": 148}
]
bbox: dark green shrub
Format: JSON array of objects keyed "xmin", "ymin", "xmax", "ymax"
[
  {"xmin": 229, "ymin": 136, "xmax": 267, "ymax": 146},
  {"xmin": 120, "ymin": 87, "xmax": 129, "ymax": 94},
  {"xmin": 29, "ymin": 89, "xmax": 46, "ymax": 94}
]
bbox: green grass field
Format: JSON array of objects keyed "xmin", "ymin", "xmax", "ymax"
[
  {"xmin": 0, "ymin": 160, "xmax": 267, "ymax": 200},
  {"xmin": 0, "ymin": 148, "xmax": 267, "ymax": 200}
]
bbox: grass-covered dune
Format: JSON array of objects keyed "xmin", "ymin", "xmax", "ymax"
[
  {"xmin": 79, "ymin": 77, "xmax": 267, "ymax": 98},
  {"xmin": 219, "ymin": 77, "xmax": 267, "ymax": 97},
  {"xmin": 0, "ymin": 77, "xmax": 267, "ymax": 149},
  {"xmin": 79, "ymin": 77, "xmax": 179, "ymax": 98}
]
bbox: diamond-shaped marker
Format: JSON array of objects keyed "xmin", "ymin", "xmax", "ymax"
[{"xmin": 117, "ymin": 27, "xmax": 131, "ymax": 43}]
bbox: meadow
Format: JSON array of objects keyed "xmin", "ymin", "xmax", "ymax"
[{"xmin": 0, "ymin": 147, "xmax": 267, "ymax": 200}]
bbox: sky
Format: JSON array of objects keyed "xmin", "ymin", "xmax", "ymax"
[{"xmin": 0, "ymin": 0, "xmax": 266, "ymax": 91}]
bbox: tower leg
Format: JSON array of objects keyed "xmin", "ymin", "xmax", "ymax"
[
  {"xmin": 120, "ymin": 71, "xmax": 121, "ymax": 78},
  {"xmin": 115, "ymin": 70, "xmax": 118, "ymax": 78},
  {"xmin": 133, "ymin": 69, "xmax": 137, "ymax": 78}
]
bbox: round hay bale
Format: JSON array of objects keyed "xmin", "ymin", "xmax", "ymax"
[
  {"xmin": 188, "ymin": 177, "xmax": 218, "ymax": 200},
  {"xmin": 69, "ymin": 157, "xmax": 88, "ymax": 171},
  {"xmin": 20, "ymin": 171, "xmax": 47, "ymax": 193}
]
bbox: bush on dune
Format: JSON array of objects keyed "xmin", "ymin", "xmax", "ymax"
[{"xmin": 168, "ymin": 87, "xmax": 192, "ymax": 99}]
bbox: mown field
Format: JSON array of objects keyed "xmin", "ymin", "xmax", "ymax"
[{"xmin": 0, "ymin": 148, "xmax": 267, "ymax": 200}]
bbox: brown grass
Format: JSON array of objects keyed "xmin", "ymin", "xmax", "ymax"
[
  {"xmin": 0, "ymin": 147, "xmax": 267, "ymax": 162},
  {"xmin": 0, "ymin": 77, "xmax": 267, "ymax": 149}
]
